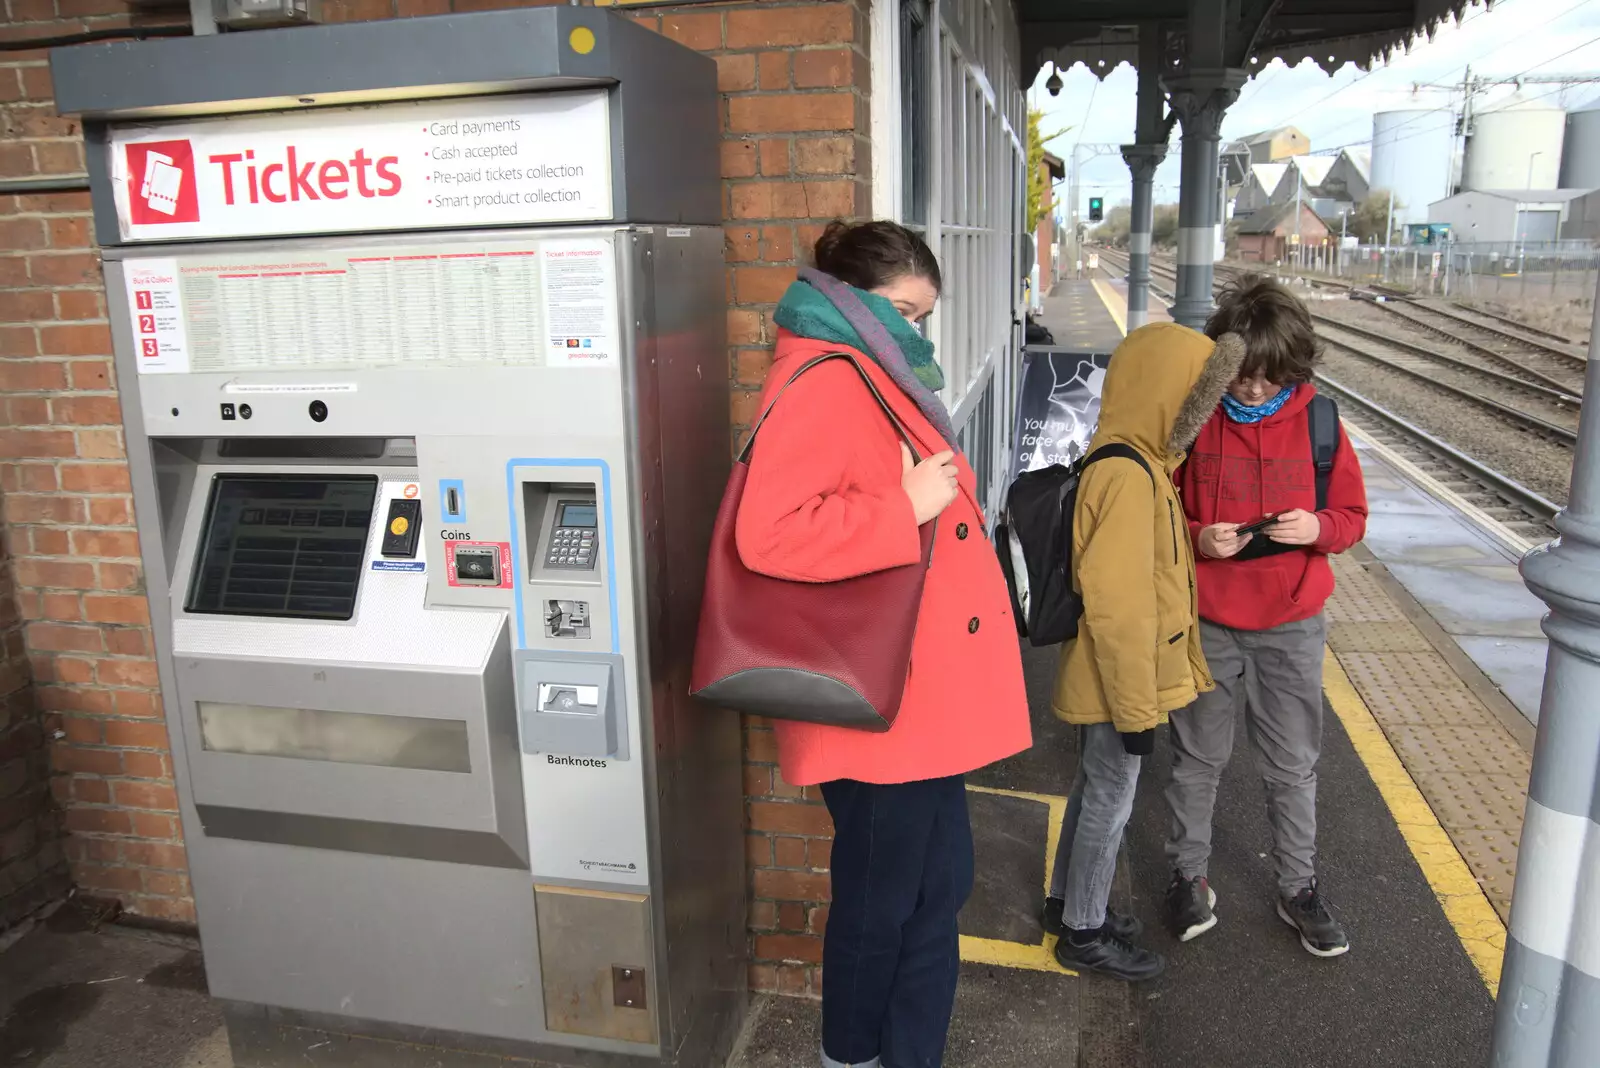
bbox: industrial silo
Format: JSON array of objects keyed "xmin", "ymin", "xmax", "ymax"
[
  {"xmin": 1559, "ymin": 97, "xmax": 1600, "ymax": 190},
  {"xmin": 1463, "ymin": 92, "xmax": 1566, "ymax": 192},
  {"xmin": 1371, "ymin": 108, "xmax": 1457, "ymax": 225}
]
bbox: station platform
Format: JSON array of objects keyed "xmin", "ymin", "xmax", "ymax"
[{"xmin": 0, "ymin": 279, "xmax": 1538, "ymax": 1068}]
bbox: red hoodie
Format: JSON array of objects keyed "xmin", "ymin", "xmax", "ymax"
[{"xmin": 1175, "ymin": 384, "xmax": 1368, "ymax": 631}]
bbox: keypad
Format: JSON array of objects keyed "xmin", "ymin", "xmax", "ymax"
[{"xmin": 544, "ymin": 526, "xmax": 597, "ymax": 570}]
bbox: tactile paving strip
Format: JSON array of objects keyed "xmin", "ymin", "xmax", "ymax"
[{"xmin": 1326, "ymin": 555, "xmax": 1530, "ymax": 922}]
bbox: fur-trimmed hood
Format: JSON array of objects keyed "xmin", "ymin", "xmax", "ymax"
[{"xmin": 1087, "ymin": 323, "xmax": 1245, "ymax": 468}]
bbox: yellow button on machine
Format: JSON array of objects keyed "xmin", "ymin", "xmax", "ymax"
[{"xmin": 390, "ymin": 516, "xmax": 410, "ymax": 536}]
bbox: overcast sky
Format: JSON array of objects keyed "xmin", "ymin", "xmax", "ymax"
[{"xmin": 1033, "ymin": 0, "xmax": 1600, "ymax": 217}]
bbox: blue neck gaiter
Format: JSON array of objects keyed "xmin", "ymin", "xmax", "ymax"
[{"xmin": 1222, "ymin": 385, "xmax": 1296, "ymax": 424}]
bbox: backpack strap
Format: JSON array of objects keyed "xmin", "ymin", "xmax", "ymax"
[
  {"xmin": 1306, "ymin": 394, "xmax": 1339, "ymax": 511},
  {"xmin": 1083, "ymin": 442, "xmax": 1154, "ymax": 484}
]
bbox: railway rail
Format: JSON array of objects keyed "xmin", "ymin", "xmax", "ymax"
[{"xmin": 1089, "ymin": 249, "xmax": 1563, "ymax": 533}]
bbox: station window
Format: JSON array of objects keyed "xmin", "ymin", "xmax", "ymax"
[{"xmin": 900, "ymin": 0, "xmax": 931, "ymax": 229}]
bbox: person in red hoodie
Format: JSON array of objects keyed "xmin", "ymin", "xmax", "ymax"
[{"xmin": 1165, "ymin": 275, "xmax": 1368, "ymax": 959}]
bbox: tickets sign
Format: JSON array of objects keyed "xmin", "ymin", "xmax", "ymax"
[{"xmin": 108, "ymin": 92, "xmax": 613, "ymax": 242}]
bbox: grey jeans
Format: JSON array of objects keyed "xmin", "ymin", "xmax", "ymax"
[
  {"xmin": 1049, "ymin": 722, "xmax": 1142, "ymax": 930},
  {"xmin": 1165, "ymin": 614, "xmax": 1328, "ymax": 897}
]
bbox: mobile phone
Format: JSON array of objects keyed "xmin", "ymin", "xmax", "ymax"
[{"xmin": 1234, "ymin": 511, "xmax": 1286, "ymax": 538}]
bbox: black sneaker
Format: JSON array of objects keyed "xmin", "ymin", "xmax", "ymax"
[
  {"xmin": 1164, "ymin": 872, "xmax": 1219, "ymax": 942},
  {"xmin": 1054, "ymin": 927, "xmax": 1166, "ymax": 981},
  {"xmin": 1277, "ymin": 881, "xmax": 1350, "ymax": 958},
  {"xmin": 1042, "ymin": 897, "xmax": 1143, "ymax": 941}
]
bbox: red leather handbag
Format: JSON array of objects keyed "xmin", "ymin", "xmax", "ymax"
[{"xmin": 690, "ymin": 353, "xmax": 935, "ymax": 732}]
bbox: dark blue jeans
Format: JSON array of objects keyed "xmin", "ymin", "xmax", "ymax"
[{"xmin": 820, "ymin": 775, "xmax": 974, "ymax": 1068}]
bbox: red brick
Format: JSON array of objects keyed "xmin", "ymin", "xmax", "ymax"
[
  {"xmin": 104, "ymin": 629, "xmax": 148, "ymax": 657},
  {"xmin": 731, "ymin": 388, "xmax": 762, "ymax": 429},
  {"xmin": 39, "ymin": 592, "xmax": 80, "ymax": 621},
  {"xmin": 396, "ymin": 0, "xmax": 450, "ymax": 14},
  {"xmin": 732, "ymin": 266, "xmax": 797, "ymax": 304},
  {"xmin": 96, "ymin": 563, "xmax": 141, "ymax": 591},
  {"xmin": 15, "ymin": 557, "xmax": 94, "ymax": 589},
  {"xmin": 87, "ymin": 497, "xmax": 132, "ymax": 527},
  {"xmin": 129, "ymin": 896, "xmax": 195, "ymax": 924},
  {"xmin": 69, "ymin": 837, "xmax": 123, "ymax": 865},
  {"xmin": 0, "ymin": 358, "xmax": 65, "ymax": 391},
  {"xmin": 746, "ymin": 832, "xmax": 771, "ymax": 868},
  {"xmin": 0, "ymin": 428, "xmax": 76, "ymax": 459},
  {"xmin": 770, "ymin": 770, "xmax": 805, "ymax": 799},
  {"xmin": 38, "ymin": 684, "xmax": 113, "ymax": 715},
  {"xmin": 101, "ymin": 718, "xmax": 166, "ymax": 750},
  {"xmin": 661, "ymin": 10, "xmax": 721, "ymax": 50},
  {"xmin": 794, "ymin": 49, "xmax": 859, "ymax": 89},
  {"xmin": 96, "ymin": 658, "xmax": 157, "ymax": 688},
  {"xmin": 753, "ymin": 866, "xmax": 832, "ymax": 903},
  {"xmin": 130, "ymin": 811, "xmax": 177, "ymax": 840},
  {"xmin": 0, "ymin": 282, "xmax": 49, "ymax": 321},
  {"xmin": 758, "ymin": 138, "xmax": 791, "ymax": 177},
  {"xmin": 29, "ymin": 527, "xmax": 69, "ymax": 556},
  {"xmin": 716, "ymin": 53, "xmax": 756, "ymax": 93},
  {"xmin": 43, "ymin": 655, "xmax": 95, "ymax": 684},
  {"xmin": 773, "ymin": 836, "xmax": 806, "ymax": 868},
  {"xmin": 322, "ymin": 0, "xmax": 396, "ymax": 20},
  {"xmin": 72, "ymin": 776, "xmax": 111, "ymax": 804},
  {"xmin": 26, "ymin": 622, "xmax": 102, "ymax": 653},
  {"xmin": 116, "ymin": 780, "xmax": 178, "ymax": 812},
  {"xmin": 76, "ymin": 429, "xmax": 125, "ymax": 461},
  {"xmin": 749, "ymin": 799, "xmax": 832, "ymax": 836},
  {"xmin": 761, "ymin": 225, "xmax": 796, "ymax": 261},
  {"xmin": 7, "ymin": 462, "xmax": 57, "ymax": 492},
  {"xmin": 758, "ymin": 52, "xmax": 790, "ymax": 91},
  {"xmin": 5, "ymin": 396, "xmax": 48, "ymax": 425},
  {"xmin": 0, "ymin": 324, "xmax": 37, "ymax": 356},
  {"xmin": 774, "ymin": 962, "xmax": 812, "ymax": 995},
  {"xmin": 51, "ymin": 395, "xmax": 123, "ymax": 425},
  {"xmin": 0, "ymin": 142, "xmax": 33, "ymax": 179},
  {"xmin": 721, "ymin": 140, "xmax": 758, "ymax": 180},
  {"xmin": 39, "ymin": 323, "xmax": 111, "ymax": 356},
  {"xmin": 16, "ymin": 192, "xmax": 89, "ymax": 214},
  {"xmin": 83, "ymin": 594, "xmax": 149, "ymax": 626},
  {"xmin": 795, "ymin": 136, "xmax": 856, "ymax": 175},
  {"xmin": 0, "ymin": 254, "xmax": 29, "ymax": 286},
  {"xmin": 742, "ymin": 763, "xmax": 770, "ymax": 796},
  {"xmin": 55, "ymin": 290, "xmax": 101, "ymax": 320},
  {"xmin": 78, "ymin": 862, "xmax": 144, "ymax": 893},
  {"xmin": 735, "ymin": 348, "xmax": 773, "ymax": 387},
  {"xmin": 725, "ymin": 226, "xmax": 760, "ymax": 263},
  {"xmin": 19, "ymin": 67, "xmax": 53, "ymax": 102},
  {"xmin": 28, "ymin": 252, "xmax": 100, "ymax": 287},
  {"xmin": 807, "ymin": 838, "xmax": 832, "ymax": 869},
  {"xmin": 63, "ymin": 806, "xmax": 131, "ymax": 836},
  {"xmin": 748, "ymin": 962, "xmax": 778, "ymax": 993},
  {"xmin": 7, "ymin": 0, "xmax": 58, "ymax": 22},
  {"xmin": 33, "ymin": 140, "xmax": 83, "ymax": 176},
  {"xmin": 46, "ymin": 214, "xmax": 89, "ymax": 249},
  {"xmin": 61, "ymin": 464, "xmax": 131, "ymax": 495},
  {"xmin": 51, "ymin": 744, "xmax": 121, "ymax": 776},
  {"xmin": 726, "ymin": 6, "xmax": 854, "ymax": 48},
  {"xmin": 57, "ymin": 0, "xmax": 127, "ymax": 15},
  {"xmin": 4, "ymin": 108, "xmax": 75, "ymax": 140},
  {"xmin": 731, "ymin": 180, "xmax": 854, "ymax": 221},
  {"xmin": 120, "ymin": 750, "xmax": 166, "ymax": 780},
  {"xmin": 729, "ymin": 94, "xmax": 856, "ymax": 135},
  {"xmin": 58, "ymin": 713, "xmax": 103, "ymax": 744},
  {"xmin": 67, "ymin": 359, "xmax": 112, "ymax": 391},
  {"xmin": 0, "ymin": 71, "xmax": 20, "ymax": 105},
  {"xmin": 745, "ymin": 724, "xmax": 779, "ymax": 762},
  {"xmin": 749, "ymin": 899, "xmax": 777, "ymax": 930},
  {"xmin": 0, "ymin": 216, "xmax": 47, "ymax": 252},
  {"xmin": 113, "ymin": 689, "xmax": 161, "ymax": 718},
  {"xmin": 142, "ymin": 870, "xmax": 190, "ymax": 897},
  {"xmin": 728, "ymin": 309, "xmax": 764, "ymax": 347},
  {"xmin": 70, "ymin": 529, "xmax": 139, "ymax": 558},
  {"xmin": 123, "ymin": 840, "xmax": 185, "ymax": 870},
  {"xmin": 753, "ymin": 933, "xmax": 824, "ymax": 963}
]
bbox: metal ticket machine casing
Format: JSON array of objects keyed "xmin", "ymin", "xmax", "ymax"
[{"xmin": 51, "ymin": 11, "xmax": 743, "ymax": 1066}]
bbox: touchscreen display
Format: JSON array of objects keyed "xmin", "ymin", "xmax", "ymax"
[{"xmin": 186, "ymin": 475, "xmax": 379, "ymax": 621}]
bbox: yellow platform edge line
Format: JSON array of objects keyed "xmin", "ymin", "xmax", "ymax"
[
  {"xmin": 1322, "ymin": 649, "xmax": 1506, "ymax": 995},
  {"xmin": 1091, "ymin": 277, "xmax": 1128, "ymax": 337},
  {"xmin": 958, "ymin": 784, "xmax": 1074, "ymax": 973}
]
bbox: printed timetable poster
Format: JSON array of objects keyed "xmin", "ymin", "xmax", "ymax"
[{"xmin": 1010, "ymin": 349, "xmax": 1112, "ymax": 479}]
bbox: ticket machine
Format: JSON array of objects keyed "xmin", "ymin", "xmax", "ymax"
[{"xmin": 52, "ymin": 11, "xmax": 743, "ymax": 1066}]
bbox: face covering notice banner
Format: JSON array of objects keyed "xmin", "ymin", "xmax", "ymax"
[{"xmin": 1010, "ymin": 349, "xmax": 1112, "ymax": 478}]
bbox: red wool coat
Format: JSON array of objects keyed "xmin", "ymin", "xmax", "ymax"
[{"xmin": 734, "ymin": 330, "xmax": 1033, "ymax": 786}]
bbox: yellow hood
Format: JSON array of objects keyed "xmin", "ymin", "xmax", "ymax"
[{"xmin": 1089, "ymin": 322, "xmax": 1246, "ymax": 468}]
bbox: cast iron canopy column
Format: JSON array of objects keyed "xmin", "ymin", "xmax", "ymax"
[{"xmin": 1164, "ymin": 67, "xmax": 1245, "ymax": 329}]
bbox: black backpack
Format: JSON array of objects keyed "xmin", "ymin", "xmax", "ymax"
[
  {"xmin": 995, "ymin": 394, "xmax": 1340, "ymax": 645},
  {"xmin": 995, "ymin": 443, "xmax": 1152, "ymax": 647}
]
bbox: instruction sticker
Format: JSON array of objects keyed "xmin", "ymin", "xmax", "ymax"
[
  {"xmin": 371, "ymin": 559, "xmax": 426, "ymax": 573},
  {"xmin": 445, "ymin": 540, "xmax": 513, "ymax": 589},
  {"xmin": 542, "ymin": 240, "xmax": 618, "ymax": 369},
  {"xmin": 124, "ymin": 258, "xmax": 190, "ymax": 375}
]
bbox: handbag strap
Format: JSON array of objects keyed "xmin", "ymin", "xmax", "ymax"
[{"xmin": 738, "ymin": 352, "xmax": 925, "ymax": 464}]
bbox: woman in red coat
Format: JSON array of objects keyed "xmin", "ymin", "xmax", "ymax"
[{"xmin": 735, "ymin": 221, "xmax": 1032, "ymax": 1068}]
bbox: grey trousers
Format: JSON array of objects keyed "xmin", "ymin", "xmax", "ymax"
[
  {"xmin": 1165, "ymin": 614, "xmax": 1328, "ymax": 897},
  {"xmin": 1049, "ymin": 722, "xmax": 1142, "ymax": 930}
]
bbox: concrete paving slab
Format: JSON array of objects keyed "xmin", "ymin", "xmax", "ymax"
[
  {"xmin": 1451, "ymin": 635, "xmax": 1548, "ymax": 723},
  {"xmin": 961, "ymin": 791, "xmax": 1049, "ymax": 945}
]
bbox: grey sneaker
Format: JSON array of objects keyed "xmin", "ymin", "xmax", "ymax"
[
  {"xmin": 1164, "ymin": 872, "xmax": 1219, "ymax": 942},
  {"xmin": 1277, "ymin": 881, "xmax": 1349, "ymax": 958}
]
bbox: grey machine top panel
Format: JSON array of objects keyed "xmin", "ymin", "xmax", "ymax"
[{"xmin": 49, "ymin": 8, "xmax": 719, "ymax": 242}]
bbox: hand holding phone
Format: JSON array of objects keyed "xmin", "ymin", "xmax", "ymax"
[{"xmin": 1233, "ymin": 511, "xmax": 1287, "ymax": 538}]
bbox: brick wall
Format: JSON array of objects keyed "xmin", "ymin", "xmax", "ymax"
[{"xmin": 0, "ymin": 0, "xmax": 867, "ymax": 993}]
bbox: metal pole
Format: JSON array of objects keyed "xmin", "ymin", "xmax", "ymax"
[
  {"xmin": 1385, "ymin": 190, "xmax": 1395, "ymax": 283},
  {"xmin": 1294, "ymin": 162, "xmax": 1302, "ymax": 269},
  {"xmin": 1122, "ymin": 23, "xmax": 1168, "ymax": 332},
  {"xmin": 1495, "ymin": 279, "xmax": 1600, "ymax": 1067}
]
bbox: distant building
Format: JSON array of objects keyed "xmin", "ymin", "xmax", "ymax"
[
  {"xmin": 1234, "ymin": 201, "xmax": 1332, "ymax": 263},
  {"xmin": 1234, "ymin": 164, "xmax": 1289, "ymax": 218},
  {"xmin": 1241, "ymin": 126, "xmax": 1311, "ymax": 164},
  {"xmin": 1428, "ymin": 189, "xmax": 1591, "ymax": 245},
  {"xmin": 1561, "ymin": 188, "xmax": 1600, "ymax": 242},
  {"xmin": 1231, "ymin": 148, "xmax": 1369, "ymax": 225},
  {"xmin": 1036, "ymin": 150, "xmax": 1065, "ymax": 289}
]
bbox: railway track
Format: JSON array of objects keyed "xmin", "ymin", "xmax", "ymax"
[
  {"xmin": 1091, "ymin": 248, "xmax": 1564, "ymax": 533},
  {"xmin": 1363, "ymin": 299, "xmax": 1587, "ymax": 388}
]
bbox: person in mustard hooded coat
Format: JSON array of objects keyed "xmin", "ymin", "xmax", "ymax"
[{"xmin": 1042, "ymin": 322, "xmax": 1245, "ymax": 981}]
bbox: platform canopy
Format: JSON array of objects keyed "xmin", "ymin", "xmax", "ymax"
[{"xmin": 1020, "ymin": 0, "xmax": 1489, "ymax": 87}]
